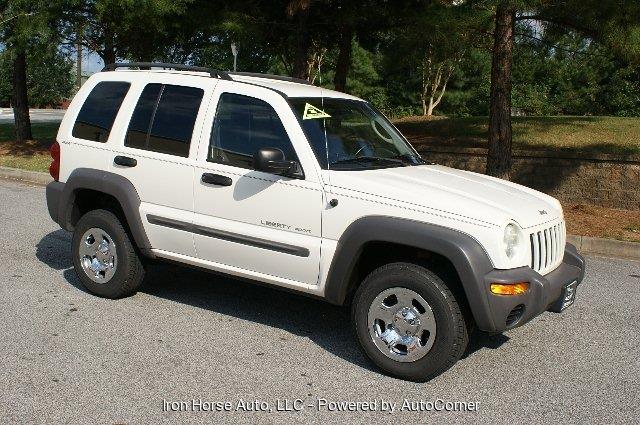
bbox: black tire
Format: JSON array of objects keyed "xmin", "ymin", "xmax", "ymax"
[
  {"xmin": 72, "ymin": 209, "xmax": 145, "ymax": 298},
  {"xmin": 352, "ymin": 262, "xmax": 469, "ymax": 382}
]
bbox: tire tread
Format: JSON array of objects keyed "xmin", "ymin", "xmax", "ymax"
[
  {"xmin": 352, "ymin": 262, "xmax": 469, "ymax": 382},
  {"xmin": 72, "ymin": 209, "xmax": 145, "ymax": 298}
]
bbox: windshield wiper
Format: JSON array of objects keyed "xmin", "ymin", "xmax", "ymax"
[
  {"xmin": 332, "ymin": 156, "xmax": 406, "ymax": 167},
  {"xmin": 391, "ymin": 153, "xmax": 426, "ymax": 165}
]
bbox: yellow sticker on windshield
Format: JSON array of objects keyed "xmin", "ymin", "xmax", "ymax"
[{"xmin": 303, "ymin": 103, "xmax": 331, "ymax": 120}]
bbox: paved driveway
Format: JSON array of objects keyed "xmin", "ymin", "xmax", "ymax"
[
  {"xmin": 0, "ymin": 178, "xmax": 638, "ymax": 424},
  {"xmin": 0, "ymin": 109, "xmax": 65, "ymax": 123}
]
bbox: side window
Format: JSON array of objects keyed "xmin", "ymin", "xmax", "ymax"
[
  {"xmin": 208, "ymin": 93, "xmax": 298, "ymax": 169},
  {"xmin": 125, "ymin": 84, "xmax": 162, "ymax": 150},
  {"xmin": 72, "ymin": 81, "xmax": 130, "ymax": 142},
  {"xmin": 125, "ymin": 84, "xmax": 204, "ymax": 157}
]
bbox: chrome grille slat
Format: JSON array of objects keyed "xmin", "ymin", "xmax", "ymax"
[
  {"xmin": 553, "ymin": 226, "xmax": 557, "ymax": 264},
  {"xmin": 550, "ymin": 225, "xmax": 556, "ymax": 264},
  {"xmin": 548, "ymin": 228, "xmax": 553, "ymax": 266},
  {"xmin": 531, "ymin": 233, "xmax": 540, "ymax": 271},
  {"xmin": 529, "ymin": 221, "xmax": 565, "ymax": 275},
  {"xmin": 537, "ymin": 231, "xmax": 543, "ymax": 270},
  {"xmin": 546, "ymin": 229, "xmax": 552, "ymax": 268},
  {"xmin": 539, "ymin": 230, "xmax": 546, "ymax": 270}
]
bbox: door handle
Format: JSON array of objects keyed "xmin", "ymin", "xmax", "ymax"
[
  {"xmin": 201, "ymin": 173, "xmax": 232, "ymax": 186},
  {"xmin": 114, "ymin": 156, "xmax": 137, "ymax": 167}
]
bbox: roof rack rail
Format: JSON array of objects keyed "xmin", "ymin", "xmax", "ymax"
[
  {"xmin": 228, "ymin": 71, "xmax": 313, "ymax": 86},
  {"xmin": 102, "ymin": 62, "xmax": 232, "ymax": 80}
]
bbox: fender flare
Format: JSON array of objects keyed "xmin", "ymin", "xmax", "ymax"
[
  {"xmin": 55, "ymin": 168, "xmax": 154, "ymax": 258},
  {"xmin": 323, "ymin": 216, "xmax": 497, "ymax": 330}
]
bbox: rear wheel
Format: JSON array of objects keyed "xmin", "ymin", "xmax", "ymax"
[
  {"xmin": 72, "ymin": 209, "xmax": 145, "ymax": 298},
  {"xmin": 352, "ymin": 262, "xmax": 468, "ymax": 382}
]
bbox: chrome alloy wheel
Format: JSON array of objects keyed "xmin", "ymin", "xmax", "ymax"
[
  {"xmin": 367, "ymin": 287, "xmax": 437, "ymax": 362},
  {"xmin": 78, "ymin": 227, "xmax": 117, "ymax": 283}
]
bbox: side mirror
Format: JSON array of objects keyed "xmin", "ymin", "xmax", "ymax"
[{"xmin": 253, "ymin": 147, "xmax": 300, "ymax": 177}]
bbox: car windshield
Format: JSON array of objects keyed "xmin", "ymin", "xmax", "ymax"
[{"xmin": 289, "ymin": 97, "xmax": 425, "ymax": 170}]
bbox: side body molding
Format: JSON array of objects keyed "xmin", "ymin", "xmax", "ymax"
[
  {"xmin": 52, "ymin": 168, "xmax": 155, "ymax": 258},
  {"xmin": 323, "ymin": 216, "xmax": 497, "ymax": 330}
]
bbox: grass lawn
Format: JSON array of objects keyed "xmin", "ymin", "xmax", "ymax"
[
  {"xmin": 2, "ymin": 116, "xmax": 639, "ymax": 173},
  {"xmin": 0, "ymin": 117, "xmax": 639, "ymax": 241},
  {"xmin": 0, "ymin": 122, "xmax": 59, "ymax": 172},
  {"xmin": 394, "ymin": 116, "xmax": 640, "ymax": 155}
]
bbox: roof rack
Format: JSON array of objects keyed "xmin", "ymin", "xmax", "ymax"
[
  {"xmin": 228, "ymin": 71, "xmax": 313, "ymax": 86},
  {"xmin": 102, "ymin": 62, "xmax": 232, "ymax": 80},
  {"xmin": 101, "ymin": 63, "xmax": 315, "ymax": 90}
]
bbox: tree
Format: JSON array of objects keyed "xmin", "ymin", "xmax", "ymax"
[
  {"xmin": 0, "ymin": 41, "xmax": 74, "ymax": 107},
  {"xmin": 383, "ymin": 2, "xmax": 489, "ymax": 116},
  {"xmin": 63, "ymin": 0, "xmax": 197, "ymax": 66},
  {"xmin": 0, "ymin": 0, "xmax": 63, "ymax": 143},
  {"xmin": 287, "ymin": 0, "xmax": 312, "ymax": 79},
  {"xmin": 486, "ymin": 1, "xmax": 515, "ymax": 180},
  {"xmin": 333, "ymin": 20, "xmax": 352, "ymax": 92},
  {"xmin": 483, "ymin": 0, "xmax": 640, "ymax": 179}
]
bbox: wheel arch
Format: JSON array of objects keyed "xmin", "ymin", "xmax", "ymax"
[
  {"xmin": 323, "ymin": 216, "xmax": 497, "ymax": 330},
  {"xmin": 55, "ymin": 168, "xmax": 155, "ymax": 258}
]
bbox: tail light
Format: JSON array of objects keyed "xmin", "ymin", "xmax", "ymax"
[{"xmin": 49, "ymin": 141, "xmax": 60, "ymax": 181}]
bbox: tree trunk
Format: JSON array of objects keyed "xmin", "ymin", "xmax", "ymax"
[
  {"xmin": 486, "ymin": 2, "xmax": 515, "ymax": 180},
  {"xmin": 76, "ymin": 31, "xmax": 83, "ymax": 91},
  {"xmin": 102, "ymin": 48, "xmax": 116, "ymax": 67},
  {"xmin": 427, "ymin": 97, "xmax": 435, "ymax": 116},
  {"xmin": 291, "ymin": 5, "xmax": 311, "ymax": 79},
  {"xmin": 103, "ymin": 28, "xmax": 116, "ymax": 65},
  {"xmin": 12, "ymin": 49, "xmax": 33, "ymax": 143},
  {"xmin": 334, "ymin": 25, "xmax": 353, "ymax": 92}
]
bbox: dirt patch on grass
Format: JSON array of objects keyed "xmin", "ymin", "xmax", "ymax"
[
  {"xmin": 563, "ymin": 203, "xmax": 640, "ymax": 242},
  {"xmin": 0, "ymin": 138, "xmax": 52, "ymax": 157},
  {"xmin": 0, "ymin": 123, "xmax": 58, "ymax": 172}
]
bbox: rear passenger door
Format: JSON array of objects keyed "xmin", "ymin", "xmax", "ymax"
[
  {"xmin": 192, "ymin": 81, "xmax": 324, "ymax": 286},
  {"xmin": 109, "ymin": 74, "xmax": 216, "ymax": 257}
]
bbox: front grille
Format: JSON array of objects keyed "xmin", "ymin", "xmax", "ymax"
[
  {"xmin": 506, "ymin": 304, "xmax": 525, "ymax": 326},
  {"xmin": 529, "ymin": 221, "xmax": 565, "ymax": 275}
]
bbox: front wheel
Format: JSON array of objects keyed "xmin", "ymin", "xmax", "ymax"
[
  {"xmin": 352, "ymin": 262, "xmax": 469, "ymax": 382},
  {"xmin": 72, "ymin": 209, "xmax": 145, "ymax": 298}
]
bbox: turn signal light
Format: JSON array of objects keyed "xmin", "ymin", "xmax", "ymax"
[{"xmin": 490, "ymin": 282, "xmax": 529, "ymax": 295}]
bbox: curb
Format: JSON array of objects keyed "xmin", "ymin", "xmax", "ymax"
[
  {"xmin": 0, "ymin": 166, "xmax": 638, "ymax": 261},
  {"xmin": 0, "ymin": 166, "xmax": 52, "ymax": 186},
  {"xmin": 567, "ymin": 234, "xmax": 640, "ymax": 261}
]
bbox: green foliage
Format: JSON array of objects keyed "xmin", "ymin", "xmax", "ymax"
[
  {"xmin": 345, "ymin": 42, "xmax": 385, "ymax": 105},
  {"xmin": 509, "ymin": 28, "xmax": 640, "ymax": 116},
  {"xmin": 0, "ymin": 44, "xmax": 74, "ymax": 107},
  {"xmin": 601, "ymin": 66, "xmax": 640, "ymax": 117},
  {"xmin": 440, "ymin": 48, "xmax": 492, "ymax": 116},
  {"xmin": 0, "ymin": 0, "xmax": 62, "ymax": 48},
  {"xmin": 1, "ymin": 0, "xmax": 639, "ymax": 119},
  {"xmin": 67, "ymin": 0, "xmax": 197, "ymax": 63}
]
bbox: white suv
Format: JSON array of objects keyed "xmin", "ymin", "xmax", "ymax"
[{"xmin": 46, "ymin": 63, "xmax": 585, "ymax": 381}]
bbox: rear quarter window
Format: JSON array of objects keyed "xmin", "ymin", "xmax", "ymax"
[{"xmin": 72, "ymin": 82, "xmax": 131, "ymax": 142}]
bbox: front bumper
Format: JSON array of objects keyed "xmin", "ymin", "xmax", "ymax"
[{"xmin": 482, "ymin": 243, "xmax": 585, "ymax": 332}]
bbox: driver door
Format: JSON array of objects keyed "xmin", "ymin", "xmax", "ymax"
[{"xmin": 192, "ymin": 81, "xmax": 324, "ymax": 285}]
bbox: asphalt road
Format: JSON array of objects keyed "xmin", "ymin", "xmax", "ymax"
[{"xmin": 1, "ymin": 178, "xmax": 639, "ymax": 424}]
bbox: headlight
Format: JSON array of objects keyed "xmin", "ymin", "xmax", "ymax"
[{"xmin": 503, "ymin": 223, "xmax": 522, "ymax": 259}]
